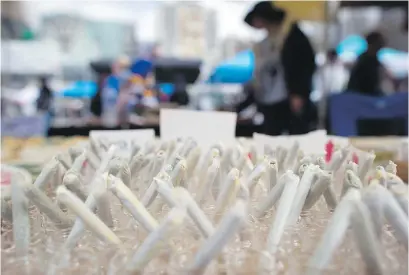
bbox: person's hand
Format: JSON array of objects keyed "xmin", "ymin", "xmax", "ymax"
[{"xmin": 290, "ymin": 95, "xmax": 304, "ymax": 113}]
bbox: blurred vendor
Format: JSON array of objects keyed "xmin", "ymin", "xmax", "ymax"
[
  {"xmin": 36, "ymin": 76, "xmax": 53, "ymax": 113},
  {"xmin": 241, "ymin": 1, "xmax": 317, "ymax": 135},
  {"xmin": 170, "ymin": 74, "xmax": 189, "ymax": 106},
  {"xmin": 347, "ymin": 32, "xmax": 386, "ymax": 96},
  {"xmin": 90, "ymin": 57, "xmax": 130, "ymax": 122}
]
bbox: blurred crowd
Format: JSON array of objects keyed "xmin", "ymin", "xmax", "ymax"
[
  {"xmin": 3, "ymin": 1, "xmax": 407, "ymax": 137},
  {"xmin": 234, "ymin": 1, "xmax": 407, "ymax": 136}
]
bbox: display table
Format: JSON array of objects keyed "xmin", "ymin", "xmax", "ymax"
[{"xmin": 47, "ymin": 121, "xmax": 262, "ymax": 138}]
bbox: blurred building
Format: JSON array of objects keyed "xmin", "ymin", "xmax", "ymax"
[
  {"xmin": 1, "ymin": 1, "xmax": 33, "ymax": 40},
  {"xmin": 88, "ymin": 20, "xmax": 138, "ymax": 59},
  {"xmin": 157, "ymin": 2, "xmax": 217, "ymax": 59},
  {"xmin": 40, "ymin": 14, "xmax": 100, "ymax": 80},
  {"xmin": 221, "ymin": 37, "xmax": 252, "ymax": 59},
  {"xmin": 40, "ymin": 13, "xmax": 138, "ymax": 80},
  {"xmin": 41, "ymin": 14, "xmax": 138, "ymax": 60}
]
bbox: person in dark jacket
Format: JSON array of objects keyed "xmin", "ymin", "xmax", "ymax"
[
  {"xmin": 170, "ymin": 74, "xmax": 189, "ymax": 106},
  {"xmin": 90, "ymin": 73, "xmax": 107, "ymax": 118},
  {"xmin": 238, "ymin": 1, "xmax": 317, "ymax": 135},
  {"xmin": 36, "ymin": 76, "xmax": 53, "ymax": 112},
  {"xmin": 347, "ymin": 31, "xmax": 385, "ymax": 96}
]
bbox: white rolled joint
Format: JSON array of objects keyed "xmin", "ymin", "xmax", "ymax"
[
  {"xmin": 130, "ymin": 153, "xmax": 145, "ymax": 178},
  {"xmin": 130, "ymin": 142, "xmax": 141, "ymax": 159},
  {"xmin": 70, "ymin": 151, "xmax": 87, "ymax": 173},
  {"xmin": 303, "ymin": 170, "xmax": 333, "ymax": 210},
  {"xmin": 358, "ymin": 151, "xmax": 376, "ymax": 183},
  {"xmin": 287, "ymin": 164, "xmax": 319, "ymax": 226},
  {"xmin": 56, "ymin": 185, "xmax": 121, "ymax": 245},
  {"xmin": 171, "ymin": 158, "xmax": 187, "ymax": 188},
  {"xmin": 56, "ymin": 153, "xmax": 71, "ymax": 171},
  {"xmin": 350, "ymin": 200, "xmax": 384, "ymax": 275},
  {"xmin": 315, "ymin": 156, "xmax": 326, "ymax": 170},
  {"xmin": 186, "ymin": 147, "xmax": 202, "ymax": 179},
  {"xmin": 108, "ymin": 175, "xmax": 158, "ymax": 232},
  {"xmin": 22, "ymin": 182, "xmax": 73, "ymax": 228},
  {"xmin": 33, "ymin": 157, "xmax": 61, "ymax": 190},
  {"xmin": 284, "ymin": 141, "xmax": 300, "ymax": 171},
  {"xmin": 385, "ymin": 160, "xmax": 398, "ymax": 175},
  {"xmin": 254, "ymin": 170, "xmax": 292, "ymax": 219},
  {"xmin": 381, "ymin": 185, "xmax": 408, "ymax": 250},
  {"xmin": 246, "ymin": 162, "xmax": 267, "ymax": 195},
  {"xmin": 308, "ymin": 188, "xmax": 360, "ymax": 273},
  {"xmin": 215, "ymin": 168, "xmax": 241, "ymax": 216},
  {"xmin": 96, "ymin": 145, "xmax": 119, "ymax": 176},
  {"xmin": 327, "ymin": 150, "xmax": 343, "ymax": 172},
  {"xmin": 92, "ymin": 177, "xmax": 113, "ymax": 228},
  {"xmin": 267, "ymin": 171, "xmax": 299, "ymax": 254},
  {"xmin": 323, "ymin": 184, "xmax": 338, "ymax": 210},
  {"xmin": 267, "ymin": 159, "xmax": 278, "ymax": 190},
  {"xmin": 68, "ymin": 146, "xmax": 84, "ymax": 162},
  {"xmin": 172, "ymin": 187, "xmax": 215, "ymax": 238},
  {"xmin": 341, "ymin": 169, "xmax": 363, "ymax": 198},
  {"xmin": 363, "ymin": 182, "xmax": 385, "ymax": 240},
  {"xmin": 65, "ymin": 194, "xmax": 98, "ymax": 249},
  {"xmin": 277, "ymin": 146, "xmax": 288, "ymax": 173},
  {"xmin": 345, "ymin": 161, "xmax": 359, "ymax": 175},
  {"xmin": 148, "ymin": 151, "xmax": 167, "ymax": 182},
  {"xmin": 89, "ymin": 138, "xmax": 103, "ymax": 159},
  {"xmin": 141, "ymin": 174, "xmax": 163, "ymax": 208},
  {"xmin": 126, "ymin": 207, "xmax": 187, "ymax": 273},
  {"xmin": 10, "ymin": 168, "xmax": 31, "ymax": 258},
  {"xmin": 63, "ymin": 172, "xmax": 88, "ymax": 201},
  {"xmin": 389, "ymin": 184, "xmax": 408, "ymax": 215},
  {"xmin": 191, "ymin": 200, "xmax": 247, "ymax": 271},
  {"xmin": 196, "ymin": 159, "xmax": 219, "ymax": 205}
]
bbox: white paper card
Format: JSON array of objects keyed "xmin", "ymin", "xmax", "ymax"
[
  {"xmin": 254, "ymin": 130, "xmax": 328, "ymax": 156},
  {"xmin": 160, "ymin": 109, "xmax": 237, "ymax": 148},
  {"xmin": 90, "ymin": 129, "xmax": 155, "ymax": 158}
]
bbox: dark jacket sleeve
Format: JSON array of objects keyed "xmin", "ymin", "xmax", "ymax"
[
  {"xmin": 236, "ymin": 82, "xmax": 255, "ymax": 113},
  {"xmin": 281, "ymin": 23, "xmax": 316, "ymax": 99}
]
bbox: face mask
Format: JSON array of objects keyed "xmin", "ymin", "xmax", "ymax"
[{"xmin": 252, "ymin": 29, "xmax": 268, "ymax": 40}]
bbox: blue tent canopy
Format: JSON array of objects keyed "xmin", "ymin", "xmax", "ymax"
[
  {"xmin": 58, "ymin": 81, "xmax": 97, "ymax": 98},
  {"xmin": 336, "ymin": 35, "xmax": 368, "ymax": 60},
  {"xmin": 336, "ymin": 35, "xmax": 408, "ymax": 77},
  {"xmin": 208, "ymin": 50, "xmax": 255, "ymax": 84},
  {"xmin": 378, "ymin": 48, "xmax": 408, "ymax": 78}
]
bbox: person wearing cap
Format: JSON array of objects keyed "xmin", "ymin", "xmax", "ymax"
[{"xmin": 240, "ymin": 1, "xmax": 317, "ymax": 135}]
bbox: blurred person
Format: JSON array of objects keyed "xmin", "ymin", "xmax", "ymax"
[
  {"xmin": 241, "ymin": 1, "xmax": 317, "ymax": 135},
  {"xmin": 36, "ymin": 76, "xmax": 53, "ymax": 112},
  {"xmin": 170, "ymin": 74, "xmax": 189, "ymax": 106},
  {"xmin": 99, "ymin": 57, "xmax": 131, "ymax": 127},
  {"xmin": 116, "ymin": 78, "xmax": 135, "ymax": 127},
  {"xmin": 89, "ymin": 73, "xmax": 107, "ymax": 123},
  {"xmin": 347, "ymin": 31, "xmax": 386, "ymax": 96},
  {"xmin": 318, "ymin": 49, "xmax": 349, "ymax": 94}
]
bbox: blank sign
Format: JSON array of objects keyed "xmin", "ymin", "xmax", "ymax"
[{"xmin": 160, "ymin": 109, "xmax": 237, "ymax": 148}]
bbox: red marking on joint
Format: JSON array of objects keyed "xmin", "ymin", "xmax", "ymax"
[
  {"xmin": 1, "ymin": 171, "xmax": 11, "ymax": 186},
  {"xmin": 325, "ymin": 140, "xmax": 334, "ymax": 163},
  {"xmin": 352, "ymin": 153, "xmax": 359, "ymax": 164}
]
